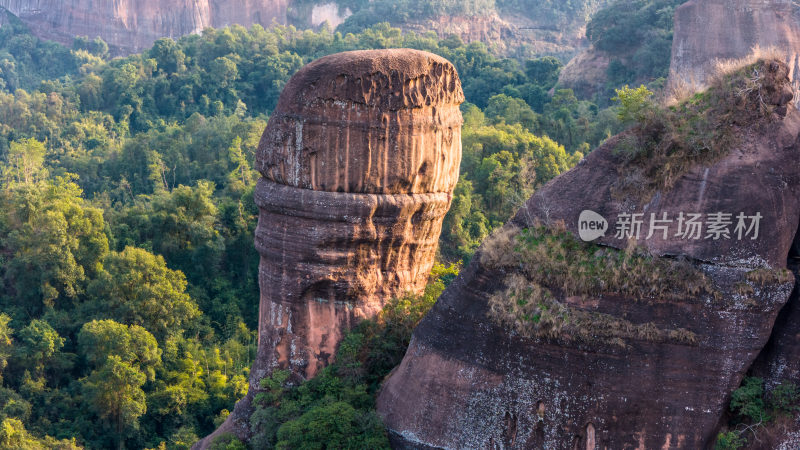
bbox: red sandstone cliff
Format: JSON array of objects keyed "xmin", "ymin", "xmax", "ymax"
[
  {"xmin": 378, "ymin": 59, "xmax": 800, "ymax": 448},
  {"xmin": 0, "ymin": 0, "xmax": 289, "ymax": 54},
  {"xmin": 0, "ymin": 1, "xmax": 601, "ymax": 58},
  {"xmin": 668, "ymin": 0, "xmax": 800, "ymax": 97}
]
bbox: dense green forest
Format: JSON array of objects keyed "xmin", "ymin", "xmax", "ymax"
[{"xmin": 0, "ymin": 0, "xmax": 676, "ymax": 447}]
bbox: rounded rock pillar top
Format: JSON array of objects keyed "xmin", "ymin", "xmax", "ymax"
[
  {"xmin": 253, "ymin": 49, "xmax": 464, "ymax": 381},
  {"xmin": 256, "ymin": 49, "xmax": 463, "ymax": 194}
]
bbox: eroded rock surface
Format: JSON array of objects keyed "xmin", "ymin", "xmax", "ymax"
[
  {"xmin": 378, "ymin": 60, "xmax": 800, "ymax": 448},
  {"xmin": 196, "ymin": 48, "xmax": 463, "ymax": 448},
  {"xmin": 0, "ymin": 0, "xmax": 289, "ymax": 54},
  {"xmin": 668, "ymin": 0, "xmax": 800, "ymax": 97}
]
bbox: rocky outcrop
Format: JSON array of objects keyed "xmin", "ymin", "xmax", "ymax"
[
  {"xmin": 0, "ymin": 6, "xmax": 10, "ymax": 27},
  {"xmin": 196, "ymin": 48, "xmax": 463, "ymax": 448},
  {"xmin": 0, "ymin": 0, "xmax": 289, "ymax": 55},
  {"xmin": 0, "ymin": 0, "xmax": 609, "ymax": 60},
  {"xmin": 378, "ymin": 59, "xmax": 800, "ymax": 448},
  {"xmin": 557, "ymin": 47, "xmax": 610, "ymax": 99},
  {"xmin": 401, "ymin": 14, "xmax": 516, "ymax": 51},
  {"xmin": 668, "ymin": 0, "xmax": 800, "ymax": 98},
  {"xmin": 399, "ymin": 14, "xmax": 572, "ymax": 57}
]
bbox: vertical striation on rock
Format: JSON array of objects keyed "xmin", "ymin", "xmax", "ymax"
[
  {"xmin": 252, "ymin": 49, "xmax": 463, "ymax": 380},
  {"xmin": 196, "ymin": 48, "xmax": 463, "ymax": 448},
  {"xmin": 668, "ymin": 0, "xmax": 800, "ymax": 99},
  {"xmin": 378, "ymin": 59, "xmax": 800, "ymax": 448}
]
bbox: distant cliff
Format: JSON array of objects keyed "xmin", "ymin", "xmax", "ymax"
[
  {"xmin": 668, "ymin": 0, "xmax": 800, "ymax": 97},
  {"xmin": 0, "ymin": 0, "xmax": 609, "ymax": 58},
  {"xmin": 0, "ymin": 0, "xmax": 290, "ymax": 55}
]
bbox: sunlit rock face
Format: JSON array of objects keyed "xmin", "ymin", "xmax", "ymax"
[
  {"xmin": 0, "ymin": 0, "xmax": 290, "ymax": 55},
  {"xmin": 668, "ymin": 0, "xmax": 800, "ymax": 98},
  {"xmin": 196, "ymin": 48, "xmax": 463, "ymax": 448},
  {"xmin": 378, "ymin": 60, "xmax": 800, "ymax": 448}
]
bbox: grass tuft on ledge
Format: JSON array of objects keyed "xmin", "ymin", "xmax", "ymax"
[{"xmin": 481, "ymin": 223, "xmax": 712, "ymax": 346}]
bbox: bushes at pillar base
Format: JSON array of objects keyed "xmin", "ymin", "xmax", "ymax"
[
  {"xmin": 714, "ymin": 377, "xmax": 800, "ymax": 449},
  {"xmin": 247, "ymin": 348, "xmax": 390, "ymax": 449},
  {"xmin": 208, "ymin": 433, "xmax": 246, "ymax": 450},
  {"xmin": 715, "ymin": 431, "xmax": 746, "ymax": 450}
]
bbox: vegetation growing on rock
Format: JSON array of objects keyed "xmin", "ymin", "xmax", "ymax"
[
  {"xmin": 612, "ymin": 57, "xmax": 792, "ymax": 200},
  {"xmin": 716, "ymin": 377, "xmax": 800, "ymax": 449},
  {"xmin": 483, "ymin": 223, "xmax": 705, "ymax": 345}
]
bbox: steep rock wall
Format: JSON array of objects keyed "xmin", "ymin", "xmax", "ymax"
[
  {"xmin": 378, "ymin": 60, "xmax": 800, "ymax": 448},
  {"xmin": 668, "ymin": 0, "xmax": 800, "ymax": 97},
  {"xmin": 196, "ymin": 48, "xmax": 463, "ymax": 447},
  {"xmin": 0, "ymin": 0, "xmax": 289, "ymax": 54}
]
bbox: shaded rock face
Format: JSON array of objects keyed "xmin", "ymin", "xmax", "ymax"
[
  {"xmin": 196, "ymin": 49, "xmax": 463, "ymax": 448},
  {"xmin": 0, "ymin": 0, "xmax": 289, "ymax": 55},
  {"xmin": 668, "ymin": 0, "xmax": 800, "ymax": 98},
  {"xmin": 752, "ymin": 258, "xmax": 800, "ymax": 390},
  {"xmin": 378, "ymin": 61, "xmax": 800, "ymax": 448}
]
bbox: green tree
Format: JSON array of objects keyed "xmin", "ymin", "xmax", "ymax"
[
  {"xmin": 485, "ymin": 94, "xmax": 538, "ymax": 130},
  {"xmin": 730, "ymin": 377, "xmax": 768, "ymax": 424},
  {"xmin": 82, "ymin": 355, "xmax": 147, "ymax": 449},
  {"xmin": 0, "ymin": 417, "xmax": 81, "ymax": 449},
  {"xmin": 226, "ymin": 136, "xmax": 256, "ymax": 193},
  {"xmin": 524, "ymin": 56, "xmax": 562, "ymax": 88},
  {"xmin": 440, "ymin": 179, "xmax": 490, "ymax": 261},
  {"xmin": 275, "ymin": 402, "xmax": 388, "ymax": 450},
  {"xmin": 715, "ymin": 431, "xmax": 745, "ymax": 450},
  {"xmin": 0, "ymin": 314, "xmax": 11, "ymax": 383},
  {"xmin": 3, "ymin": 138, "xmax": 46, "ymax": 185},
  {"xmin": 13, "ymin": 319, "xmax": 64, "ymax": 378},
  {"xmin": 78, "ymin": 320, "xmax": 161, "ymax": 381},
  {"xmin": 612, "ymin": 84, "xmax": 654, "ymax": 124},
  {"xmin": 149, "ymin": 38, "xmax": 185, "ymax": 75},
  {"xmin": 0, "ymin": 175, "xmax": 108, "ymax": 312},
  {"xmin": 86, "ymin": 247, "xmax": 200, "ymax": 341}
]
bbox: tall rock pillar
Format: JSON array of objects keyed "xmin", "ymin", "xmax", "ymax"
[
  {"xmin": 252, "ymin": 48, "xmax": 463, "ymax": 381},
  {"xmin": 197, "ymin": 48, "xmax": 463, "ymax": 448}
]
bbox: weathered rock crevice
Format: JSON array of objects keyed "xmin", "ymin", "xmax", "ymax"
[{"xmin": 751, "ymin": 222, "xmax": 800, "ymax": 386}]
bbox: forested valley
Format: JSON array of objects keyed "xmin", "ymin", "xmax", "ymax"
[{"xmin": 0, "ymin": 0, "xmax": 680, "ymax": 447}]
